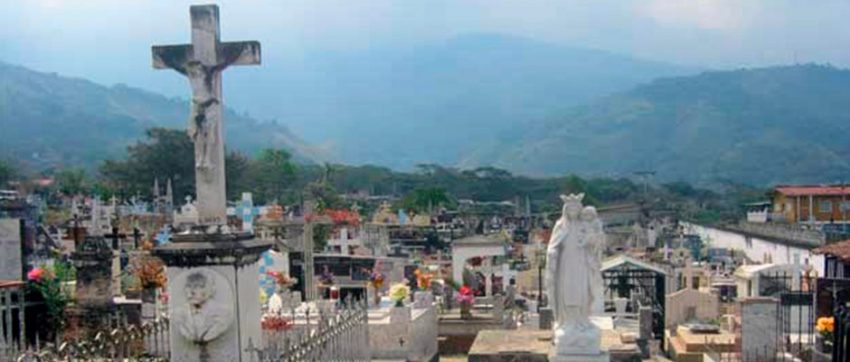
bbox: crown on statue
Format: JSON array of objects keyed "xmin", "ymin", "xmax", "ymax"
[{"xmin": 559, "ymin": 193, "xmax": 585, "ymax": 204}]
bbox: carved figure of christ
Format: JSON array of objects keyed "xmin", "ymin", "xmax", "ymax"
[{"xmin": 151, "ymin": 5, "xmax": 260, "ymax": 226}]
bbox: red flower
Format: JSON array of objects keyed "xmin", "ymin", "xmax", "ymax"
[
  {"xmin": 455, "ymin": 285, "xmax": 475, "ymax": 305},
  {"xmin": 27, "ymin": 268, "xmax": 45, "ymax": 282},
  {"xmin": 261, "ymin": 315, "xmax": 294, "ymax": 331}
]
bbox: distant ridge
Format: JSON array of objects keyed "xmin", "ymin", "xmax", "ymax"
[
  {"xmin": 461, "ymin": 64, "xmax": 850, "ymax": 186},
  {"xmin": 223, "ymin": 33, "xmax": 697, "ymax": 169},
  {"xmin": 0, "ymin": 61, "xmax": 322, "ymax": 170}
]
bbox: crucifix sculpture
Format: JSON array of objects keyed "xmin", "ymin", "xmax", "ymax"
[{"xmin": 152, "ymin": 4, "xmax": 260, "ymax": 226}]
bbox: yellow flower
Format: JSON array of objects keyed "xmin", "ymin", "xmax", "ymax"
[
  {"xmin": 816, "ymin": 317, "xmax": 835, "ymax": 333},
  {"xmin": 259, "ymin": 289, "xmax": 268, "ymax": 305},
  {"xmin": 389, "ymin": 283, "xmax": 410, "ymax": 303}
]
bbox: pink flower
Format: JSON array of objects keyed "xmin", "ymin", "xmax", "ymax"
[{"xmin": 27, "ymin": 268, "xmax": 45, "ymax": 282}]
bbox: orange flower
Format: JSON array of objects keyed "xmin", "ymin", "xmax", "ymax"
[
  {"xmin": 134, "ymin": 256, "xmax": 166, "ymax": 289},
  {"xmin": 416, "ymin": 270, "xmax": 432, "ymax": 289},
  {"xmin": 816, "ymin": 317, "xmax": 835, "ymax": 333}
]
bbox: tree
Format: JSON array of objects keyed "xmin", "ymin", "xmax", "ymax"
[
  {"xmin": 225, "ymin": 151, "xmax": 252, "ymax": 201},
  {"xmin": 401, "ymin": 187, "xmax": 453, "ymax": 213},
  {"xmin": 100, "ymin": 128, "xmax": 195, "ymax": 200},
  {"xmin": 99, "ymin": 128, "xmax": 249, "ymax": 201},
  {"xmin": 0, "ymin": 160, "xmax": 14, "ymax": 187},
  {"xmin": 562, "ymin": 174, "xmax": 599, "ymax": 206},
  {"xmin": 252, "ymin": 149, "xmax": 297, "ymax": 203},
  {"xmin": 313, "ymin": 223, "xmax": 331, "ymax": 253},
  {"xmin": 305, "ymin": 181, "xmax": 345, "ymax": 210},
  {"xmin": 54, "ymin": 168, "xmax": 89, "ymax": 196}
]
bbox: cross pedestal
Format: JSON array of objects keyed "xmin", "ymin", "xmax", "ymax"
[{"xmin": 155, "ymin": 233, "xmax": 270, "ymax": 362}]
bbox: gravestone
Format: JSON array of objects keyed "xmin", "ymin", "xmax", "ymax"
[
  {"xmin": 71, "ymin": 235, "xmax": 115, "ymax": 333},
  {"xmin": 0, "ymin": 219, "xmax": 24, "ymax": 281},
  {"xmin": 741, "ymin": 297, "xmax": 779, "ymax": 360},
  {"xmin": 413, "ymin": 291, "xmax": 434, "ymax": 309},
  {"xmin": 539, "ymin": 307, "xmax": 553, "ymax": 330},
  {"xmin": 173, "ymin": 196, "xmax": 200, "ymax": 228},
  {"xmin": 105, "ymin": 226, "xmax": 126, "ymax": 297},
  {"xmin": 151, "ymin": 5, "xmax": 270, "ymax": 362}
]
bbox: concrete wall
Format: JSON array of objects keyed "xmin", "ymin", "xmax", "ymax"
[{"xmin": 683, "ymin": 223, "xmax": 824, "ymax": 276}]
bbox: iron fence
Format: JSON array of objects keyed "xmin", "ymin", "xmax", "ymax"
[
  {"xmin": 13, "ymin": 315, "xmax": 170, "ymax": 362},
  {"xmin": 247, "ymin": 297, "xmax": 370, "ymax": 362},
  {"xmin": 834, "ymin": 305, "xmax": 850, "ymax": 362},
  {"xmin": 0, "ymin": 285, "xmax": 26, "ymax": 362}
]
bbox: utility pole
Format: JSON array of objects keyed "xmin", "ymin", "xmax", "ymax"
[
  {"xmin": 634, "ymin": 171, "xmax": 656, "ymax": 226},
  {"xmin": 633, "ymin": 171, "xmax": 656, "ymax": 200},
  {"xmin": 842, "ymin": 181, "xmax": 847, "ymax": 234}
]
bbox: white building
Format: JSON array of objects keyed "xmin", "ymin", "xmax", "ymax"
[{"xmin": 683, "ymin": 222, "xmax": 824, "ymax": 276}]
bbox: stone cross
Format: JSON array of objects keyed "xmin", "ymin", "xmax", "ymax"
[{"xmin": 152, "ymin": 4, "xmax": 260, "ymax": 226}]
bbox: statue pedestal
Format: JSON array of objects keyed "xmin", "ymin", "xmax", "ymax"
[
  {"xmin": 552, "ymin": 321, "xmax": 601, "ymax": 355},
  {"xmin": 551, "ymin": 318, "xmax": 610, "ymax": 362},
  {"xmin": 154, "ymin": 231, "xmax": 271, "ymax": 362},
  {"xmin": 549, "ymin": 351, "xmax": 610, "ymax": 362}
]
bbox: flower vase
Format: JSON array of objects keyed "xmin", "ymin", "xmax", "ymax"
[
  {"xmin": 373, "ymin": 286, "xmax": 381, "ymax": 307},
  {"xmin": 141, "ymin": 287, "xmax": 158, "ymax": 320},
  {"xmin": 141, "ymin": 287, "xmax": 157, "ymax": 304},
  {"xmin": 460, "ymin": 303, "xmax": 472, "ymax": 319}
]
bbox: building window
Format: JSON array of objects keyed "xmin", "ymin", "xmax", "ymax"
[
  {"xmin": 820, "ymin": 201, "xmax": 833, "ymax": 213},
  {"xmin": 841, "ymin": 201, "xmax": 850, "ymax": 212}
]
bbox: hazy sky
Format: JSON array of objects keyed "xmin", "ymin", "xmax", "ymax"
[{"xmin": 2, "ymin": 0, "xmax": 849, "ymax": 97}]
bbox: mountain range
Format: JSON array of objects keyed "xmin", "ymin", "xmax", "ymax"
[
  {"xmin": 0, "ymin": 61, "xmax": 321, "ymax": 171},
  {"xmin": 227, "ymin": 34, "xmax": 695, "ymax": 168},
  {"xmin": 463, "ymin": 64, "xmax": 850, "ymax": 185},
  {"xmin": 2, "ymin": 35, "xmax": 850, "ymax": 186}
]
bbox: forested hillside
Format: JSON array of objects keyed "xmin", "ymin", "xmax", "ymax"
[
  {"xmin": 0, "ymin": 62, "xmax": 321, "ymax": 171},
  {"xmin": 463, "ymin": 64, "xmax": 850, "ymax": 185}
]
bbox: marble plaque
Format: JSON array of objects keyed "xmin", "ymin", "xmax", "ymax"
[{"xmin": 172, "ymin": 268, "xmax": 235, "ymax": 343}]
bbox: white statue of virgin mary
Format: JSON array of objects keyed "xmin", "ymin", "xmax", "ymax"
[{"xmin": 545, "ymin": 193, "xmax": 607, "ymax": 358}]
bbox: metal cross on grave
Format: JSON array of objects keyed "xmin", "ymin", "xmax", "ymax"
[{"xmin": 151, "ymin": 4, "xmax": 261, "ymax": 226}]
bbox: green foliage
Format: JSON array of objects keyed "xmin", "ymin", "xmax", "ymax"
[
  {"xmin": 400, "ymin": 187, "xmax": 454, "ymax": 213},
  {"xmin": 27, "ymin": 262, "xmax": 74, "ymax": 333},
  {"xmin": 98, "ymin": 128, "xmax": 265, "ymax": 201},
  {"xmin": 0, "ymin": 159, "xmax": 14, "ymax": 186},
  {"xmin": 476, "ymin": 64, "xmax": 850, "ymax": 185},
  {"xmin": 100, "ymin": 128, "xmax": 195, "ymax": 199},
  {"xmin": 54, "ymin": 168, "xmax": 89, "ymax": 196},
  {"xmin": 288, "ymin": 163, "xmax": 646, "ymax": 211},
  {"xmin": 305, "ymin": 182, "xmax": 346, "ymax": 210},
  {"xmin": 313, "ymin": 223, "xmax": 331, "ymax": 253},
  {"xmin": 225, "ymin": 151, "xmax": 252, "ymax": 201},
  {"xmin": 0, "ymin": 62, "xmax": 314, "ymax": 171},
  {"xmin": 252, "ymin": 149, "xmax": 297, "ymax": 203}
]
